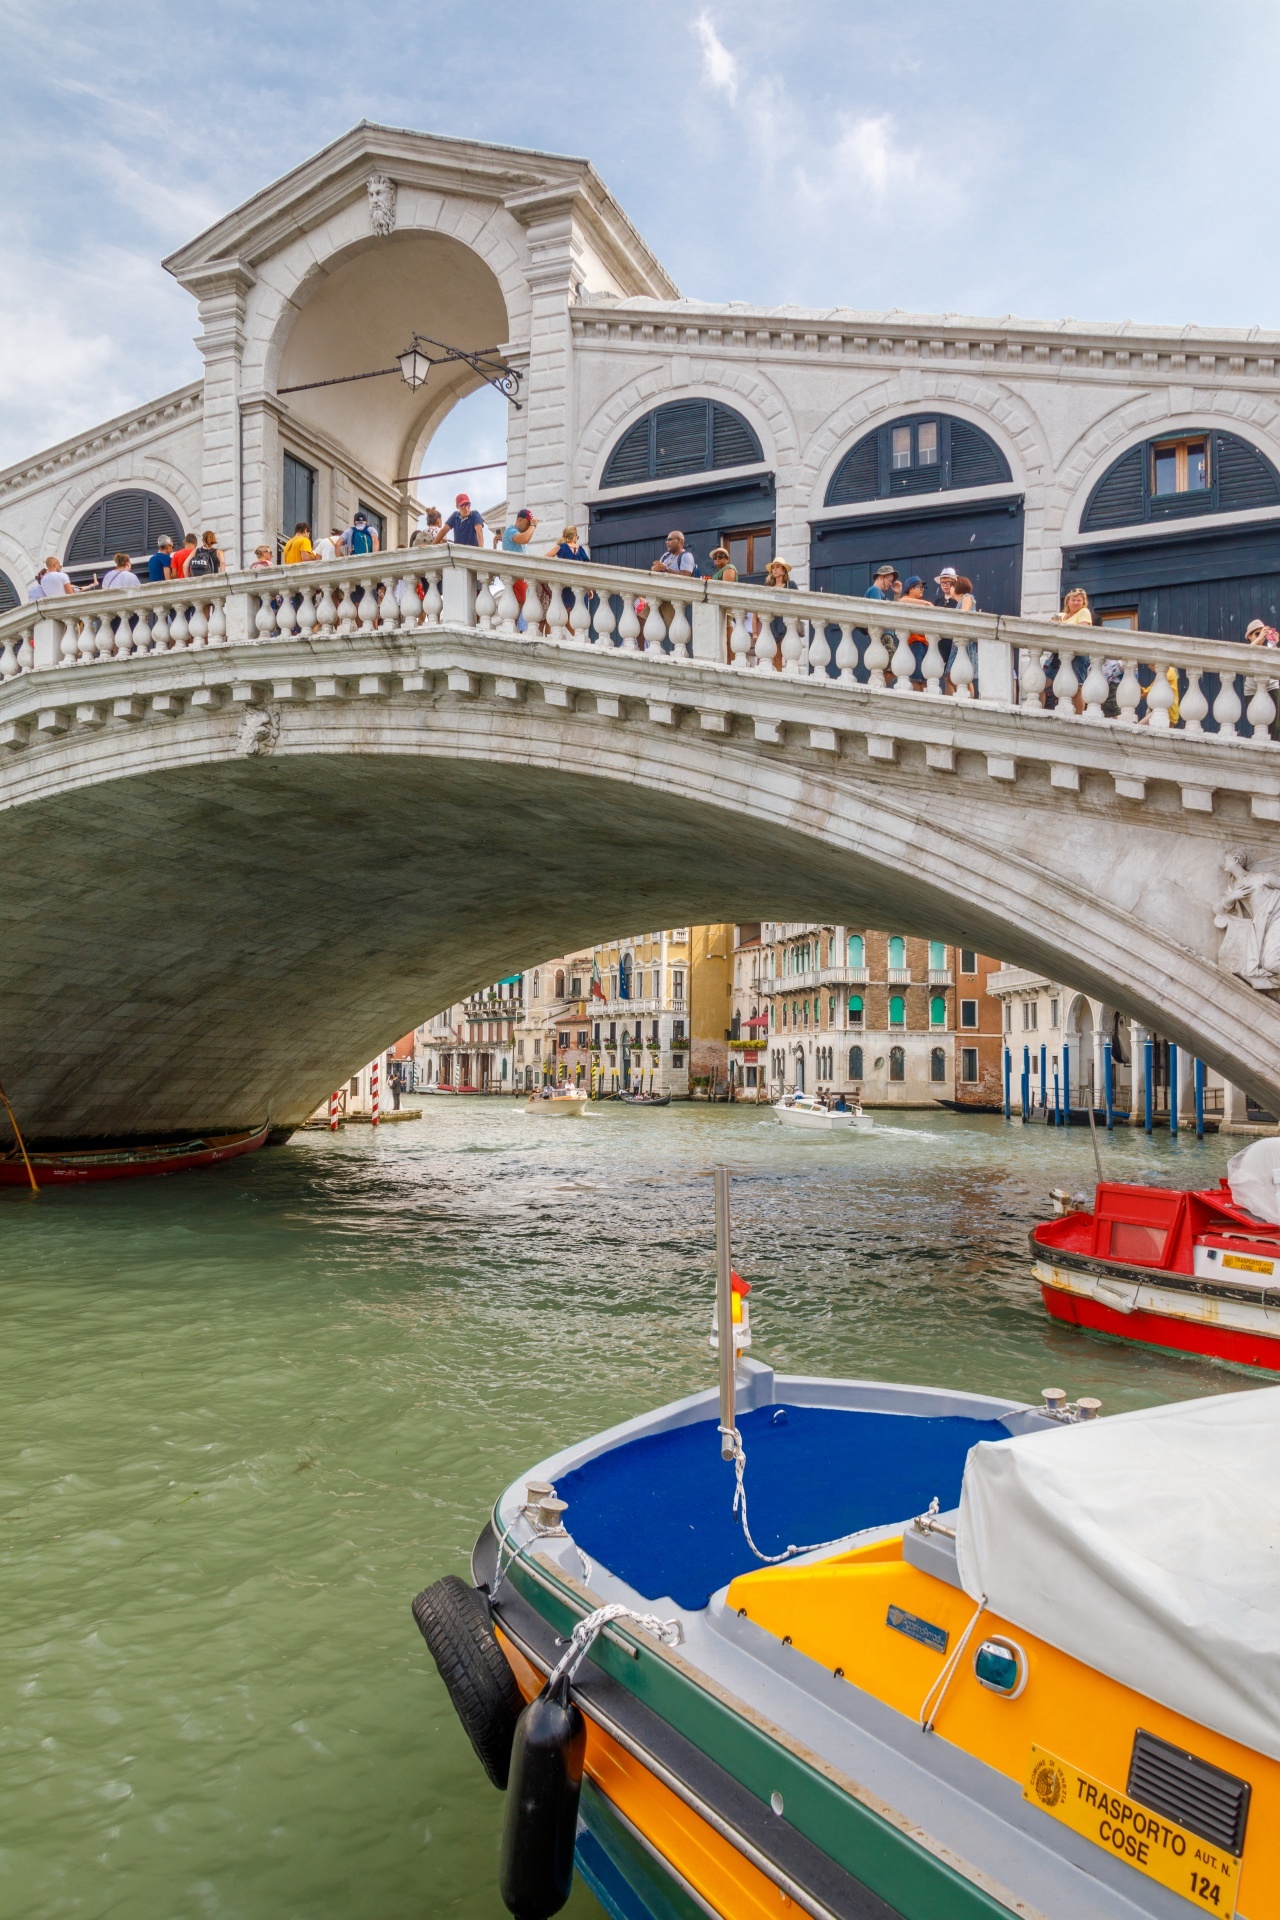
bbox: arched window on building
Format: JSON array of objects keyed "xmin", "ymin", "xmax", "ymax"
[
  {"xmin": 847, "ymin": 933, "xmax": 864, "ymax": 968},
  {"xmin": 1080, "ymin": 429, "xmax": 1280, "ymax": 533},
  {"xmin": 64, "ymin": 489, "xmax": 184, "ymax": 577},
  {"xmin": 825, "ymin": 413, "xmax": 1012, "ymax": 508},
  {"xmin": 848, "ymin": 995, "xmax": 864, "ymax": 1026},
  {"xmin": 602, "ymin": 400, "xmax": 763, "ymax": 489},
  {"xmin": 849, "ymin": 1044, "xmax": 864, "ymax": 1079},
  {"xmin": 889, "ymin": 995, "xmax": 906, "ymax": 1028},
  {"xmin": 531, "ymin": 971, "xmax": 540, "ymax": 999},
  {"xmin": 929, "ymin": 940, "xmax": 946, "ymax": 971},
  {"xmin": 930, "ymin": 1047, "xmax": 947, "ymax": 1082},
  {"xmin": 555, "ymin": 969, "xmax": 566, "ymax": 998},
  {"xmin": 930, "ymin": 996, "xmax": 947, "ymax": 1027},
  {"xmin": 889, "ymin": 1045, "xmax": 906, "ymax": 1081},
  {"xmin": 0, "ymin": 569, "xmax": 18, "ymax": 614},
  {"xmin": 590, "ymin": 398, "xmax": 773, "ymax": 578},
  {"xmin": 888, "ymin": 936, "xmax": 906, "ymax": 970}
]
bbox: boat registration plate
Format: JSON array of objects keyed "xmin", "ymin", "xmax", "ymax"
[{"xmin": 1025, "ymin": 1746, "xmax": 1239, "ymax": 1913}]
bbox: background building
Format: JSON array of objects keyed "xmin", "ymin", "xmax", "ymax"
[{"xmin": 414, "ymin": 974, "xmax": 522, "ymax": 1092}]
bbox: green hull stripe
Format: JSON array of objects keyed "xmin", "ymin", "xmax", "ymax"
[{"xmin": 505, "ymin": 1544, "xmax": 1015, "ymax": 1920}]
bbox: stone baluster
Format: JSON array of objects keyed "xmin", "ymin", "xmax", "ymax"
[
  {"xmin": 358, "ymin": 576, "xmax": 379, "ymax": 635},
  {"xmin": 1052, "ymin": 653, "xmax": 1079, "ymax": 710},
  {"xmin": 208, "ymin": 593, "xmax": 228, "ymax": 647},
  {"xmin": 495, "ymin": 572, "xmax": 521, "ymax": 636},
  {"xmin": 728, "ymin": 608, "xmax": 753, "ymax": 668},
  {"xmin": 642, "ymin": 596, "xmax": 667, "ymax": 652},
  {"xmin": 1018, "ymin": 647, "xmax": 1045, "ymax": 708},
  {"xmin": 1081, "ymin": 655, "xmax": 1111, "ymax": 719},
  {"xmin": 591, "ymin": 584, "xmax": 616, "ymax": 650},
  {"xmin": 780, "ymin": 613, "xmax": 806, "ymax": 677},
  {"xmin": 255, "ymin": 590, "xmax": 277, "ymax": 641},
  {"xmin": 1247, "ymin": 675, "xmax": 1277, "ymax": 738},
  {"xmin": 296, "ymin": 583, "xmax": 318, "ymax": 641},
  {"xmin": 336, "ymin": 577, "xmax": 359, "ymax": 636},
  {"xmin": 920, "ymin": 627, "xmax": 947, "ymax": 696},
  {"xmin": 169, "ymin": 603, "xmax": 191, "ymax": 652},
  {"xmin": 77, "ymin": 618, "xmax": 97, "ymax": 666},
  {"xmin": 474, "ymin": 574, "xmax": 496, "ymax": 632},
  {"xmin": 618, "ymin": 593, "xmax": 640, "ymax": 654},
  {"xmin": 113, "ymin": 613, "xmax": 135, "ymax": 660},
  {"xmin": 189, "ymin": 605, "xmax": 209, "ymax": 649},
  {"xmin": 0, "ymin": 635, "xmax": 19, "ymax": 680},
  {"xmin": 1180, "ymin": 668, "xmax": 1208, "ymax": 735},
  {"xmin": 149, "ymin": 605, "xmax": 171, "ymax": 654},
  {"xmin": 668, "ymin": 601, "xmax": 691, "ymax": 658},
  {"xmin": 569, "ymin": 585, "xmax": 593, "ymax": 645},
  {"xmin": 422, "ymin": 572, "xmax": 443, "ymax": 625},
  {"xmin": 889, "ymin": 629, "xmax": 916, "ymax": 691},
  {"xmin": 16, "ymin": 626, "xmax": 35, "ymax": 672},
  {"xmin": 545, "ymin": 579, "xmax": 570, "ymax": 643},
  {"xmin": 1145, "ymin": 666, "xmax": 1175, "ymax": 729},
  {"xmin": 58, "ymin": 617, "xmax": 78, "ymax": 666},
  {"xmin": 950, "ymin": 638, "xmax": 976, "ymax": 700},
  {"xmin": 93, "ymin": 615, "xmax": 115, "ymax": 663},
  {"xmin": 1115, "ymin": 660, "xmax": 1143, "ymax": 724},
  {"xmin": 274, "ymin": 587, "xmax": 298, "ymax": 640},
  {"xmin": 808, "ymin": 620, "xmax": 833, "ymax": 678},
  {"xmin": 863, "ymin": 625, "xmax": 889, "ymax": 689},
  {"xmin": 834, "ymin": 623, "xmax": 858, "ymax": 683},
  {"xmin": 753, "ymin": 611, "xmax": 778, "ymax": 671},
  {"xmin": 1212, "ymin": 671, "xmax": 1242, "ymax": 740},
  {"xmin": 314, "ymin": 583, "xmax": 338, "ymax": 636}
]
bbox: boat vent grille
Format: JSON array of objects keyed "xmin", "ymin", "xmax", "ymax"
[{"xmin": 1127, "ymin": 1729, "xmax": 1250, "ymax": 1856}]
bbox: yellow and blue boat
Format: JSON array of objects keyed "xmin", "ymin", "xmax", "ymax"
[{"xmin": 413, "ymin": 1177, "xmax": 1279, "ymax": 1918}]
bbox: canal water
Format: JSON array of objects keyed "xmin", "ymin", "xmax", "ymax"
[{"xmin": 1, "ymin": 1101, "xmax": 1251, "ymax": 1919}]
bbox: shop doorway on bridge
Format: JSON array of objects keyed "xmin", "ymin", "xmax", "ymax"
[{"xmin": 588, "ymin": 398, "xmax": 774, "ymax": 576}]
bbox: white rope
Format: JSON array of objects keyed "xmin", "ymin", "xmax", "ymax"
[
  {"xmin": 718, "ymin": 1424, "xmax": 888, "ymax": 1566},
  {"xmin": 918, "ymin": 1593, "xmax": 987, "ymax": 1733},
  {"xmin": 491, "ymin": 1517, "xmax": 591, "ymax": 1598},
  {"xmin": 546, "ymin": 1602, "xmax": 683, "ymax": 1693}
]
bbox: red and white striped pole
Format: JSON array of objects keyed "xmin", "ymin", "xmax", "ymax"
[
  {"xmin": 370, "ymin": 1058, "xmax": 380, "ymax": 1127},
  {"xmin": 328, "ymin": 1088, "xmax": 340, "ymax": 1131}
]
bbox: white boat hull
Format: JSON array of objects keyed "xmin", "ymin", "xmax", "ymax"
[
  {"xmin": 525, "ymin": 1094, "xmax": 588, "ymax": 1117},
  {"xmin": 772, "ymin": 1102, "xmax": 872, "ymax": 1132}
]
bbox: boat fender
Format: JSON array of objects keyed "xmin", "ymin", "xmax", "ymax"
[
  {"xmin": 410, "ymin": 1576, "xmax": 523, "ymax": 1788},
  {"xmin": 498, "ymin": 1670, "xmax": 586, "ymax": 1920}
]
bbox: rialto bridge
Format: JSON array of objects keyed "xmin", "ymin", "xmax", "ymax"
[{"xmin": 1, "ymin": 548, "xmax": 1279, "ymax": 1143}]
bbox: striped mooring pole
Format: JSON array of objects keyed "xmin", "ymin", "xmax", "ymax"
[
  {"xmin": 328, "ymin": 1089, "xmax": 340, "ymax": 1131},
  {"xmin": 371, "ymin": 1058, "xmax": 380, "ymax": 1127}
]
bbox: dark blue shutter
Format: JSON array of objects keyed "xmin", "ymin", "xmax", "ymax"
[
  {"xmin": 1081, "ymin": 446, "xmax": 1146, "ymax": 531},
  {"xmin": 65, "ymin": 490, "xmax": 182, "ymax": 565},
  {"xmin": 711, "ymin": 404, "xmax": 761, "ymax": 468},
  {"xmin": 825, "ymin": 432, "xmax": 879, "ymax": 506},
  {"xmin": 0, "ymin": 569, "xmax": 17, "ymax": 614},
  {"xmin": 653, "ymin": 401, "xmax": 712, "ymax": 478},
  {"xmin": 1216, "ymin": 432, "xmax": 1280, "ymax": 512},
  {"xmin": 602, "ymin": 402, "xmax": 761, "ymax": 489},
  {"xmin": 602, "ymin": 417, "xmax": 653, "ymax": 488},
  {"xmin": 949, "ymin": 419, "xmax": 1011, "ymax": 489}
]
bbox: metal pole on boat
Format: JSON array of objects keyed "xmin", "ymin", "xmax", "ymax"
[
  {"xmin": 1195, "ymin": 1059, "xmax": 1206, "ymax": 1138},
  {"xmin": 0, "ymin": 1077, "xmax": 38, "ymax": 1193},
  {"xmin": 714, "ymin": 1165, "xmax": 736, "ymax": 1457},
  {"xmin": 1086, "ymin": 1067, "xmax": 1104, "ymax": 1188},
  {"xmin": 1144, "ymin": 1039, "xmax": 1154, "ymax": 1135}
]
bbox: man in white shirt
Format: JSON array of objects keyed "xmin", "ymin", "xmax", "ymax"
[
  {"xmin": 29, "ymin": 555, "xmax": 75, "ymax": 598},
  {"xmin": 317, "ymin": 528, "xmax": 344, "ymax": 564},
  {"xmin": 650, "ymin": 530, "xmax": 696, "ymax": 576}
]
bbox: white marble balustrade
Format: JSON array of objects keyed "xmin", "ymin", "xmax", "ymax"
[{"xmin": 1, "ymin": 548, "xmax": 1276, "ymax": 747}]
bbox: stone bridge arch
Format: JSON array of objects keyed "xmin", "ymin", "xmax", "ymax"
[{"xmin": 2, "ymin": 625, "xmax": 1280, "ymax": 1143}]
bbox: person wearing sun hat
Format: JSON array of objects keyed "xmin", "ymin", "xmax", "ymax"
[{"xmin": 435, "ymin": 492, "xmax": 485, "ymax": 546}]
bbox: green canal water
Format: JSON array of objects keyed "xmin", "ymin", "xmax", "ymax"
[{"xmin": 0, "ymin": 1101, "xmax": 1253, "ymax": 1919}]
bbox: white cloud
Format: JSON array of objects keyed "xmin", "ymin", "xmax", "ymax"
[{"xmin": 695, "ymin": 12, "xmax": 739, "ymax": 102}]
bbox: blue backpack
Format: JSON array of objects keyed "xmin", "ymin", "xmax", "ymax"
[{"xmin": 349, "ymin": 524, "xmax": 374, "ymax": 555}]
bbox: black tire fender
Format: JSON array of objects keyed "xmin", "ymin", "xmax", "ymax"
[{"xmin": 411, "ymin": 1575, "xmax": 524, "ymax": 1789}]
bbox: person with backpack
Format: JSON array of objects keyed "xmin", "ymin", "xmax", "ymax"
[
  {"xmin": 343, "ymin": 511, "xmax": 379, "ymax": 557},
  {"xmin": 186, "ymin": 531, "xmax": 224, "ymax": 577},
  {"xmin": 171, "ymin": 533, "xmax": 198, "ymax": 579}
]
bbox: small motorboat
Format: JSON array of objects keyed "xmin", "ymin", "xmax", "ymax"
[
  {"xmin": 413, "ymin": 1173, "xmax": 1277, "ymax": 1918},
  {"xmin": 524, "ymin": 1089, "xmax": 588, "ymax": 1118},
  {"xmin": 772, "ymin": 1093, "xmax": 873, "ymax": 1132},
  {"xmin": 617, "ymin": 1090, "xmax": 671, "ymax": 1108},
  {"xmin": 0, "ymin": 1121, "xmax": 270, "ymax": 1185},
  {"xmin": 1032, "ymin": 1136, "xmax": 1280, "ymax": 1372}
]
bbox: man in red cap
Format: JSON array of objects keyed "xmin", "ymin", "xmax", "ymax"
[{"xmin": 434, "ymin": 492, "xmax": 486, "ymax": 546}]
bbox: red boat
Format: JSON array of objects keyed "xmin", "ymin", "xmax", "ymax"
[
  {"xmin": 0, "ymin": 1122, "xmax": 271, "ymax": 1186},
  {"xmin": 1031, "ymin": 1138, "xmax": 1280, "ymax": 1371}
]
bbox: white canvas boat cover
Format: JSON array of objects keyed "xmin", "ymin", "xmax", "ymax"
[
  {"xmin": 956, "ymin": 1387, "xmax": 1280, "ymax": 1761},
  {"xmin": 1227, "ymin": 1135, "xmax": 1280, "ymax": 1225}
]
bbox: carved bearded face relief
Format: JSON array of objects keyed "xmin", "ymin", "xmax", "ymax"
[{"xmin": 366, "ymin": 173, "xmax": 396, "ymax": 237}]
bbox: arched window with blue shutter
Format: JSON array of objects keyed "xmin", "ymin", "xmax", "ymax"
[
  {"xmin": 0, "ymin": 569, "xmax": 18, "ymax": 614},
  {"xmin": 847, "ymin": 933, "xmax": 864, "ymax": 967},
  {"xmin": 930, "ymin": 996, "xmax": 946, "ymax": 1027},
  {"xmin": 602, "ymin": 401, "xmax": 763, "ymax": 489},
  {"xmin": 825, "ymin": 414, "xmax": 1011, "ymax": 507},
  {"xmin": 888, "ymin": 936, "xmax": 906, "ymax": 969},
  {"xmin": 1081, "ymin": 430, "xmax": 1280, "ymax": 532},
  {"xmin": 64, "ymin": 490, "xmax": 184, "ymax": 571},
  {"xmin": 591, "ymin": 400, "xmax": 773, "ymax": 577},
  {"xmin": 889, "ymin": 995, "xmax": 906, "ymax": 1028},
  {"xmin": 849, "ymin": 1044, "xmax": 864, "ymax": 1079},
  {"xmin": 889, "ymin": 1045, "xmax": 906, "ymax": 1080}
]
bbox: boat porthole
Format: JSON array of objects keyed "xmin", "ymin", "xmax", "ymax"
[
  {"xmin": 974, "ymin": 1636, "xmax": 1029, "ymax": 1698},
  {"xmin": 770, "ymin": 1791, "xmax": 784, "ymax": 1816}
]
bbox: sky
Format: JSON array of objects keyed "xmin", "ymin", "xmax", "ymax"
[{"xmin": 4, "ymin": 0, "xmax": 1279, "ymax": 489}]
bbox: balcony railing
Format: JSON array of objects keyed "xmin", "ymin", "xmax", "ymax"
[
  {"xmin": 887, "ymin": 968, "xmax": 912, "ymax": 985},
  {"xmin": 927, "ymin": 969, "xmax": 953, "ymax": 986},
  {"xmin": 2, "ymin": 547, "xmax": 1278, "ymax": 752}
]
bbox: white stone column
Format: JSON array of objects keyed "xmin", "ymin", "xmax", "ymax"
[
  {"xmin": 187, "ymin": 264, "xmax": 255, "ymax": 568},
  {"xmin": 1176, "ymin": 1046, "xmax": 1197, "ymax": 1117},
  {"xmin": 1223, "ymin": 1081, "xmax": 1251, "ymax": 1125},
  {"xmin": 504, "ymin": 186, "xmax": 590, "ymax": 533}
]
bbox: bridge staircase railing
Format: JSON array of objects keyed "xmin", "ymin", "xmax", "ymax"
[{"xmin": 1, "ymin": 546, "xmax": 1277, "ymax": 745}]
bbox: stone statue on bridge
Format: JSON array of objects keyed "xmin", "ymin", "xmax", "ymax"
[{"xmin": 1216, "ymin": 850, "xmax": 1280, "ymax": 991}]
